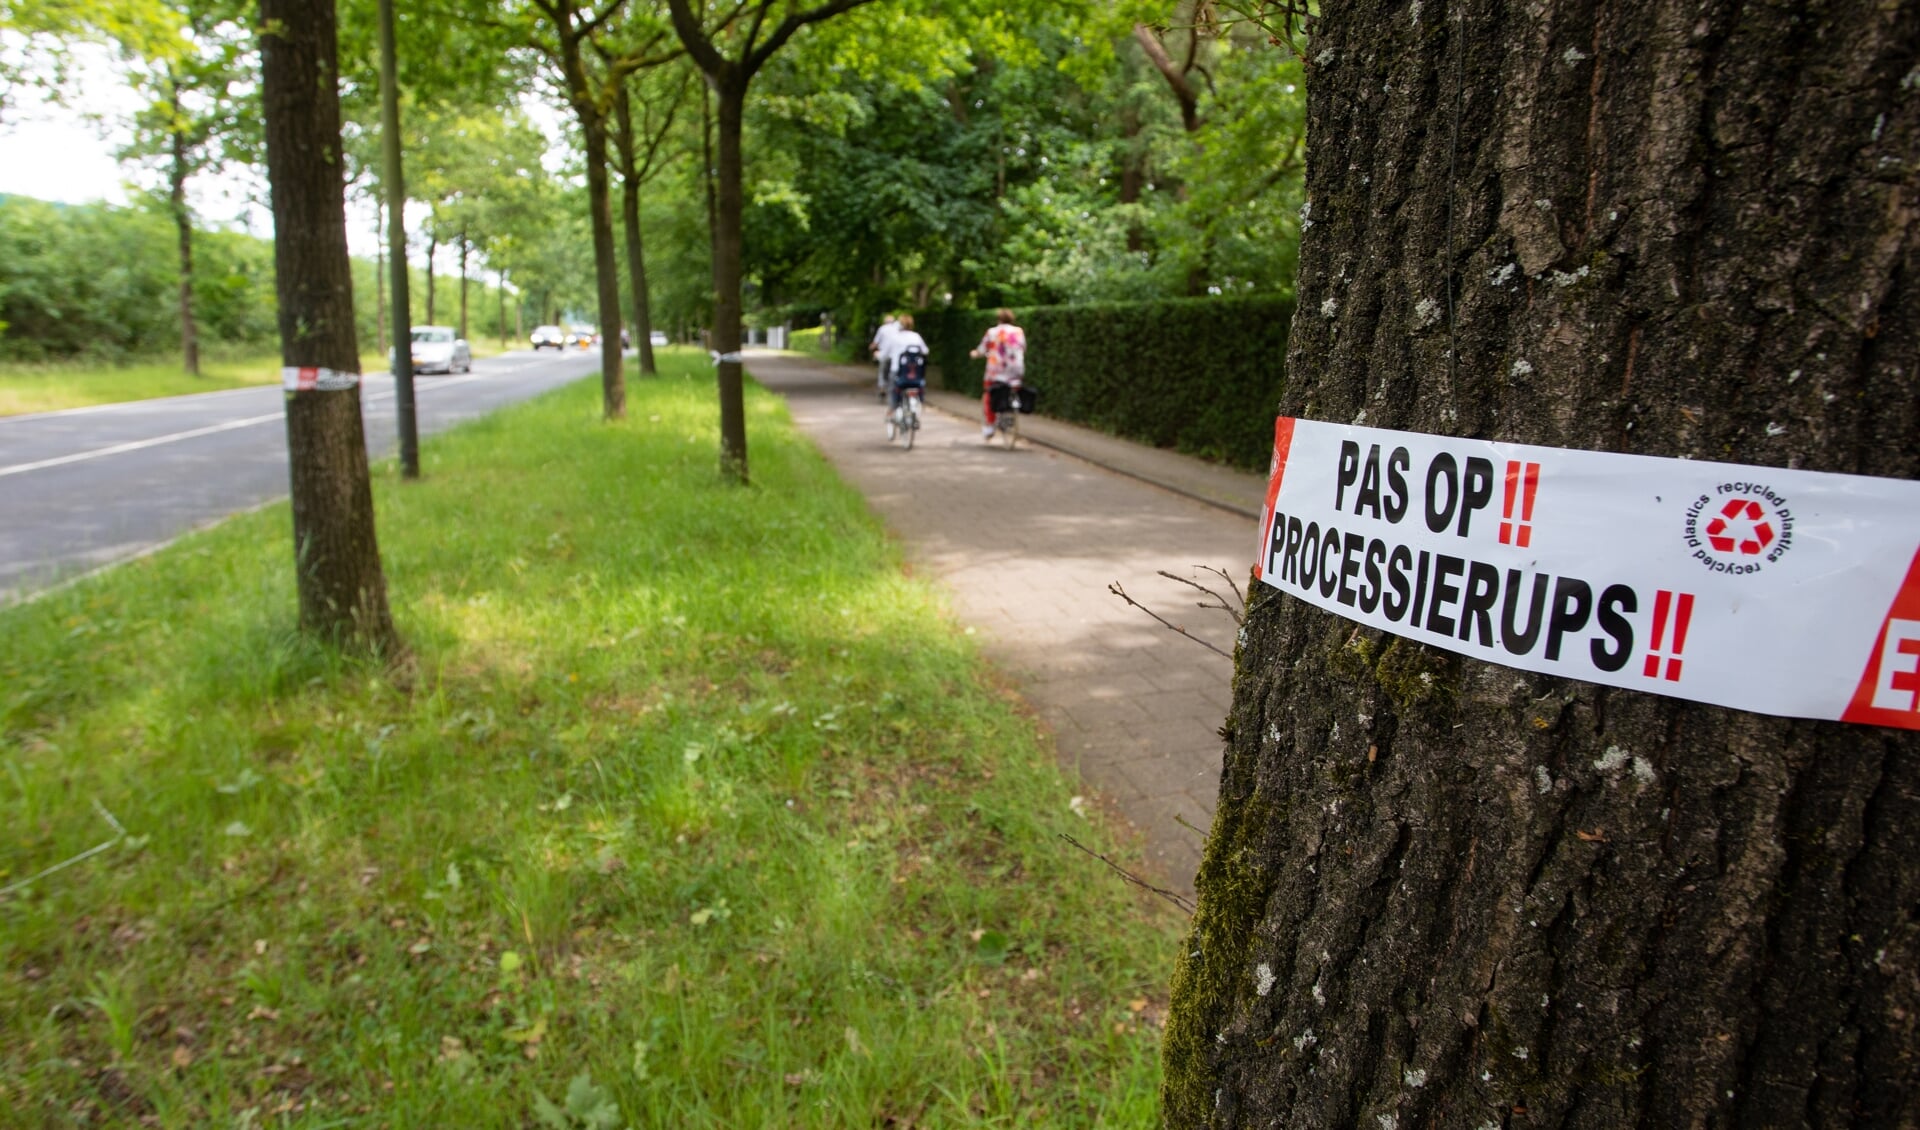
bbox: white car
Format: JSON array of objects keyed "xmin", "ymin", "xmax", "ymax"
[
  {"xmin": 392, "ymin": 325, "xmax": 471, "ymax": 374},
  {"xmin": 649, "ymin": 330, "xmax": 668, "ymax": 347},
  {"xmin": 530, "ymin": 324, "xmax": 566, "ymax": 350}
]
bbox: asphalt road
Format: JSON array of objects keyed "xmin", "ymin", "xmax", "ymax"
[{"xmin": 0, "ymin": 347, "xmax": 607, "ymax": 600}]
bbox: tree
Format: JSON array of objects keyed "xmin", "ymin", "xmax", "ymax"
[
  {"xmin": 377, "ymin": 0, "xmax": 418, "ymax": 478},
  {"xmin": 609, "ymin": 63, "xmax": 686, "ymax": 375},
  {"xmin": 667, "ymin": 0, "xmax": 875, "ymax": 483},
  {"xmin": 527, "ymin": 0, "xmax": 679, "ymax": 420},
  {"xmin": 258, "ymin": 0, "xmax": 399, "ymax": 653},
  {"xmin": 1161, "ymin": 0, "xmax": 1920, "ymax": 1125},
  {"xmin": 114, "ymin": 1, "xmax": 255, "ymax": 377}
]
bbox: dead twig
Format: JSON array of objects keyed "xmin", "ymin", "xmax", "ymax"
[
  {"xmin": 1108, "ymin": 582, "xmax": 1231, "ymax": 659},
  {"xmin": 1173, "ymin": 811, "xmax": 1209, "ymax": 841},
  {"xmin": 1156, "ymin": 568, "xmax": 1245, "ymax": 627},
  {"xmin": 1060, "ymin": 832, "xmax": 1195, "ymax": 916}
]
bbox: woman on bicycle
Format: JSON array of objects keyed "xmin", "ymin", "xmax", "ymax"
[
  {"xmin": 883, "ymin": 314, "xmax": 929, "ymax": 429},
  {"xmin": 969, "ymin": 308, "xmax": 1026, "ymax": 442}
]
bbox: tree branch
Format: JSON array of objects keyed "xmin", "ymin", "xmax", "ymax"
[
  {"xmin": 1060, "ymin": 833, "xmax": 1194, "ymax": 916},
  {"xmin": 666, "ymin": 0, "xmax": 729, "ymax": 77},
  {"xmin": 1132, "ymin": 23, "xmax": 1201, "ymax": 132},
  {"xmin": 1108, "ymin": 582, "xmax": 1232, "ymax": 659},
  {"xmin": 746, "ymin": 0, "xmax": 877, "ymax": 75}
]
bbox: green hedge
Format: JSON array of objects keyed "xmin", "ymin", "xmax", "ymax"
[{"xmin": 913, "ymin": 295, "xmax": 1293, "ymax": 470}]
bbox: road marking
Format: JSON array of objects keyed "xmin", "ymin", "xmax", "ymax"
[
  {"xmin": 0, "ymin": 411, "xmax": 286, "ymax": 478},
  {"xmin": 0, "ymin": 371, "xmax": 514, "ymax": 477}
]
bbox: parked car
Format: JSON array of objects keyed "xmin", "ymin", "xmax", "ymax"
[
  {"xmin": 649, "ymin": 330, "xmax": 668, "ymax": 347},
  {"xmin": 530, "ymin": 324, "xmax": 565, "ymax": 350},
  {"xmin": 568, "ymin": 326, "xmax": 600, "ymax": 349},
  {"xmin": 391, "ymin": 325, "xmax": 471, "ymax": 374}
]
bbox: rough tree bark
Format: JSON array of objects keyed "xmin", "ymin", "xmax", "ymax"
[
  {"xmin": 258, "ymin": 0, "xmax": 399, "ymax": 654},
  {"xmin": 1163, "ymin": 0, "xmax": 1920, "ymax": 1126},
  {"xmin": 667, "ymin": 0, "xmax": 876, "ymax": 484}
]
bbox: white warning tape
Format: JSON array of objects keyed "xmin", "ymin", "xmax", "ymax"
[
  {"xmin": 710, "ymin": 351, "xmax": 744, "ymax": 364},
  {"xmin": 1253, "ymin": 417, "xmax": 1920, "ymax": 731},
  {"xmin": 281, "ymin": 366, "xmax": 360, "ymax": 391}
]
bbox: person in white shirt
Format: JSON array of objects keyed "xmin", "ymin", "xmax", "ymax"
[
  {"xmin": 869, "ymin": 314, "xmax": 901, "ymax": 399},
  {"xmin": 881, "ymin": 314, "xmax": 929, "ymax": 427}
]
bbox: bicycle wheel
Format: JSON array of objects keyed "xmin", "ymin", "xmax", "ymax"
[
  {"xmin": 999, "ymin": 412, "xmax": 1018, "ymax": 449},
  {"xmin": 903, "ymin": 402, "xmax": 917, "ymax": 450}
]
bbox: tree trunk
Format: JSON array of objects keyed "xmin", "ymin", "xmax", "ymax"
[
  {"xmin": 1162, "ymin": 0, "xmax": 1920, "ymax": 1125},
  {"xmin": 614, "ymin": 81, "xmax": 658, "ymax": 376},
  {"xmin": 378, "ymin": 0, "xmax": 417, "ymax": 479},
  {"xmin": 168, "ymin": 100, "xmax": 200, "ymax": 378},
  {"xmin": 580, "ymin": 107, "xmax": 626, "ymax": 418},
  {"xmin": 709, "ymin": 78, "xmax": 748, "ymax": 483},
  {"xmin": 424, "ymin": 230, "xmax": 437, "ymax": 324},
  {"xmin": 258, "ymin": 0, "xmax": 398, "ymax": 655},
  {"xmin": 457, "ymin": 230, "xmax": 469, "ymax": 341},
  {"xmin": 374, "ymin": 203, "xmax": 386, "ymax": 357}
]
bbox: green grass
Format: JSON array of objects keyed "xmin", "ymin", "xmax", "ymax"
[
  {"xmin": 0, "ymin": 348, "xmax": 1180, "ymax": 1127},
  {"xmin": 0, "ymin": 352, "xmax": 391, "ymax": 417}
]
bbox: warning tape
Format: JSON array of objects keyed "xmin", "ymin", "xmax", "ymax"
[
  {"xmin": 710, "ymin": 351, "xmax": 744, "ymax": 365},
  {"xmin": 281, "ymin": 366, "xmax": 360, "ymax": 392},
  {"xmin": 1253, "ymin": 417, "xmax": 1920, "ymax": 730}
]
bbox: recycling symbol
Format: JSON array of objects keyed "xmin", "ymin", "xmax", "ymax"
[{"xmin": 1705, "ymin": 497, "xmax": 1775, "ymax": 556}]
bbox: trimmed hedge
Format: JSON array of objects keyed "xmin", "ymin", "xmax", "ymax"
[{"xmin": 913, "ymin": 295, "xmax": 1293, "ymax": 471}]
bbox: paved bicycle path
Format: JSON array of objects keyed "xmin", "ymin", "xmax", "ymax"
[{"xmin": 747, "ymin": 350, "xmax": 1259, "ymax": 893}]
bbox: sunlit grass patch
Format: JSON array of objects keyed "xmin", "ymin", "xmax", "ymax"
[
  {"xmin": 0, "ymin": 351, "xmax": 391, "ymax": 416},
  {"xmin": 0, "ymin": 348, "xmax": 1179, "ymax": 1126}
]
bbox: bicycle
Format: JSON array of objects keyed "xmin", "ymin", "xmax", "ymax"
[
  {"xmin": 887, "ymin": 383, "xmax": 923, "ymax": 450},
  {"xmin": 987, "ymin": 380, "xmax": 1030, "ymax": 450}
]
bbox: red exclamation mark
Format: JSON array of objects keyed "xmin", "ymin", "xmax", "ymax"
[
  {"xmin": 1644, "ymin": 589, "xmax": 1671, "ymax": 678},
  {"xmin": 1499, "ymin": 460, "xmax": 1521, "ymax": 545},
  {"xmin": 1665, "ymin": 593, "xmax": 1694, "ymax": 681},
  {"xmin": 1517, "ymin": 463, "xmax": 1540, "ymax": 548}
]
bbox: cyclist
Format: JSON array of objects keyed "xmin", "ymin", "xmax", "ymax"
[
  {"xmin": 869, "ymin": 313, "xmax": 901, "ymax": 400},
  {"xmin": 968, "ymin": 308, "xmax": 1026, "ymax": 441},
  {"xmin": 883, "ymin": 314, "xmax": 929, "ymax": 431}
]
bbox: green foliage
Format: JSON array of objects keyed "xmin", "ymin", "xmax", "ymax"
[
  {"xmin": 0, "ymin": 195, "xmax": 277, "ymax": 361},
  {"xmin": 732, "ymin": 3, "xmax": 1308, "ymax": 325},
  {"xmin": 917, "ymin": 294, "xmax": 1293, "ymax": 469},
  {"xmin": 0, "ymin": 354, "xmax": 1178, "ymax": 1125}
]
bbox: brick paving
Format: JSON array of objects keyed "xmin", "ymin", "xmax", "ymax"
[{"xmin": 747, "ymin": 350, "xmax": 1262, "ymax": 893}]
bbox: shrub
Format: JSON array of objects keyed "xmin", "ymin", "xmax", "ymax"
[{"xmin": 914, "ymin": 295, "xmax": 1293, "ymax": 471}]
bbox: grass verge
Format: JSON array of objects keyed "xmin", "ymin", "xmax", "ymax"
[
  {"xmin": 0, "ymin": 351, "xmax": 1180, "ymax": 1126},
  {"xmin": 0, "ymin": 352, "xmax": 391, "ymax": 417}
]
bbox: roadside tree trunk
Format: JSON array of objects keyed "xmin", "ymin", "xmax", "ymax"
[
  {"xmin": 1162, "ymin": 1, "xmax": 1920, "ymax": 1126},
  {"xmin": 529, "ymin": 0, "xmax": 631, "ymax": 420},
  {"xmin": 710, "ymin": 77, "xmax": 747, "ymax": 478},
  {"xmin": 613, "ymin": 79, "xmax": 660, "ymax": 376},
  {"xmin": 669, "ymin": 0, "xmax": 876, "ymax": 485},
  {"xmin": 167, "ymin": 105, "xmax": 200, "ymax": 378},
  {"xmin": 377, "ymin": 0, "xmax": 417, "ymax": 479},
  {"xmin": 425, "ymin": 230, "xmax": 437, "ymax": 324},
  {"xmin": 258, "ymin": 0, "xmax": 398, "ymax": 654},
  {"xmin": 458, "ymin": 230, "xmax": 469, "ymax": 341},
  {"xmin": 374, "ymin": 202, "xmax": 385, "ymax": 357}
]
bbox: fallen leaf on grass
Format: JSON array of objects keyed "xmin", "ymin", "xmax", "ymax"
[{"xmin": 170, "ymin": 1046, "xmax": 194, "ymax": 1068}]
